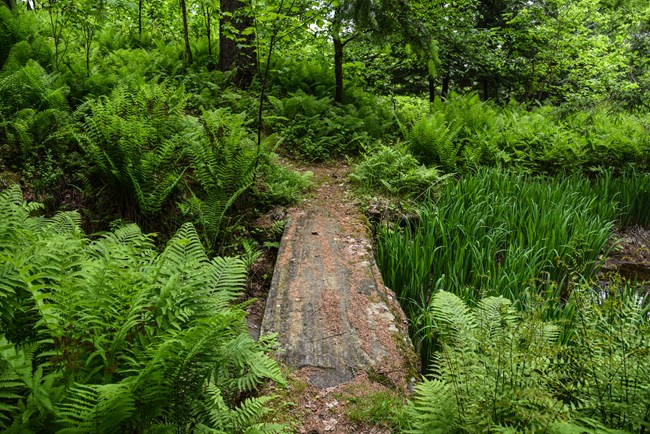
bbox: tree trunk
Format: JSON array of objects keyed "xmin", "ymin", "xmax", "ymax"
[
  {"xmin": 428, "ymin": 77, "xmax": 435, "ymax": 103},
  {"xmin": 333, "ymin": 33, "xmax": 344, "ymax": 103},
  {"xmin": 4, "ymin": 0, "xmax": 13, "ymax": 10},
  {"xmin": 138, "ymin": 0, "xmax": 143, "ymax": 41},
  {"xmin": 205, "ymin": 7, "xmax": 212, "ymax": 57},
  {"xmin": 85, "ymin": 33, "xmax": 91, "ymax": 77},
  {"xmin": 180, "ymin": 0, "xmax": 193, "ymax": 64},
  {"xmin": 332, "ymin": 6, "xmax": 344, "ymax": 103},
  {"xmin": 219, "ymin": 0, "xmax": 256, "ymax": 87},
  {"xmin": 482, "ymin": 77, "xmax": 489, "ymax": 100},
  {"xmin": 441, "ymin": 74, "xmax": 450, "ymax": 99}
]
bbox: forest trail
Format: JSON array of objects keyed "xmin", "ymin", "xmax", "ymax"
[{"xmin": 259, "ymin": 161, "xmax": 416, "ymax": 432}]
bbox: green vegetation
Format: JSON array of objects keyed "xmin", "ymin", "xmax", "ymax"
[
  {"xmin": 398, "ymin": 94, "xmax": 650, "ymax": 174},
  {"xmin": 377, "ymin": 169, "xmax": 648, "ymax": 363},
  {"xmin": 404, "ymin": 289, "xmax": 650, "ymax": 433},
  {"xmin": 1, "ymin": 0, "xmax": 649, "ymax": 431},
  {"xmin": 0, "ymin": 185, "xmax": 284, "ymax": 432}
]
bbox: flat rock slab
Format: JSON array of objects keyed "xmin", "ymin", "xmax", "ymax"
[{"xmin": 261, "ymin": 170, "xmax": 416, "ymax": 389}]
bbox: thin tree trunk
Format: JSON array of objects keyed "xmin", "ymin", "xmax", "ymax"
[
  {"xmin": 441, "ymin": 74, "xmax": 450, "ymax": 99},
  {"xmin": 333, "ymin": 33, "xmax": 344, "ymax": 103},
  {"xmin": 4, "ymin": 0, "xmax": 13, "ymax": 10},
  {"xmin": 482, "ymin": 77, "xmax": 489, "ymax": 100},
  {"xmin": 47, "ymin": 2, "xmax": 61, "ymax": 72},
  {"xmin": 428, "ymin": 77, "xmax": 435, "ymax": 103},
  {"xmin": 180, "ymin": 0, "xmax": 192, "ymax": 64},
  {"xmin": 205, "ymin": 7, "xmax": 212, "ymax": 57},
  {"xmin": 333, "ymin": 6, "xmax": 344, "ymax": 103},
  {"xmin": 138, "ymin": 0, "xmax": 143, "ymax": 41},
  {"xmin": 85, "ymin": 34, "xmax": 91, "ymax": 77}
]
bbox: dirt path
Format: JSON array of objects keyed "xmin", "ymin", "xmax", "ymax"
[{"xmin": 256, "ymin": 161, "xmax": 416, "ymax": 433}]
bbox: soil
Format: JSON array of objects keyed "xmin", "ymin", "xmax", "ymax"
[
  {"xmin": 263, "ymin": 371, "xmax": 401, "ymax": 434},
  {"xmin": 600, "ymin": 225, "xmax": 650, "ymax": 291}
]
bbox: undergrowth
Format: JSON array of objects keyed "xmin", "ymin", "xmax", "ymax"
[
  {"xmin": 404, "ymin": 288, "xmax": 650, "ymax": 433},
  {"xmin": 0, "ymin": 184, "xmax": 286, "ymax": 433},
  {"xmin": 398, "ymin": 93, "xmax": 650, "ymax": 174}
]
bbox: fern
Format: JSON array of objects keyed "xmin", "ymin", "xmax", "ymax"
[
  {"xmin": 0, "ymin": 336, "xmax": 29, "ymax": 428},
  {"xmin": 405, "ymin": 379, "xmax": 457, "ymax": 433},
  {"xmin": 195, "ymin": 382, "xmax": 284, "ymax": 433},
  {"xmin": 0, "ymin": 60, "xmax": 68, "ymax": 114},
  {"xmin": 77, "ymin": 83, "xmax": 189, "ymax": 219},
  {"xmin": 58, "ymin": 383, "xmax": 135, "ymax": 433},
  {"xmin": 406, "ymin": 287, "xmax": 650, "ymax": 432},
  {"xmin": 408, "ymin": 112, "xmax": 462, "ymax": 171},
  {"xmin": 185, "ymin": 108, "xmax": 257, "ymax": 251},
  {"xmin": 0, "ymin": 186, "xmax": 285, "ymax": 432}
]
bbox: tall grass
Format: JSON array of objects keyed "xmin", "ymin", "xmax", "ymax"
[
  {"xmin": 590, "ymin": 169, "xmax": 650, "ymax": 227},
  {"xmin": 376, "ymin": 169, "xmax": 648, "ymax": 368},
  {"xmin": 378, "ymin": 170, "xmax": 615, "ymax": 306}
]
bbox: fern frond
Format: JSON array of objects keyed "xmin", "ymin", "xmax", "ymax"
[
  {"xmin": 425, "ymin": 290, "xmax": 477, "ymax": 345},
  {"xmin": 207, "ymin": 256, "xmax": 247, "ymax": 304},
  {"xmin": 406, "ymin": 379, "xmax": 457, "ymax": 433},
  {"xmin": 475, "ymin": 296, "xmax": 517, "ymax": 340},
  {"xmin": 58, "ymin": 383, "xmax": 135, "ymax": 434},
  {"xmin": 0, "ymin": 336, "xmax": 28, "ymax": 427},
  {"xmin": 156, "ymin": 222, "xmax": 208, "ymax": 271}
]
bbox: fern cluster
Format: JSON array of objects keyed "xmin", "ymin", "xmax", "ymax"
[
  {"xmin": 401, "ymin": 93, "xmax": 650, "ymax": 174},
  {"xmin": 268, "ymin": 90, "xmax": 394, "ymax": 161},
  {"xmin": 405, "ymin": 289, "xmax": 650, "ymax": 433},
  {"xmin": 350, "ymin": 143, "xmax": 450, "ymax": 201},
  {"xmin": 0, "ymin": 185, "xmax": 285, "ymax": 433},
  {"xmin": 0, "ymin": 50, "xmax": 79, "ymax": 197},
  {"xmin": 181, "ymin": 107, "xmax": 258, "ymax": 252},
  {"xmin": 76, "ymin": 83, "xmax": 191, "ymax": 220}
]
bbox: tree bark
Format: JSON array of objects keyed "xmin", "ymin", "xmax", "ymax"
[
  {"xmin": 180, "ymin": 0, "xmax": 193, "ymax": 64},
  {"xmin": 441, "ymin": 74, "xmax": 450, "ymax": 99},
  {"xmin": 3, "ymin": 0, "xmax": 13, "ymax": 10},
  {"xmin": 219, "ymin": 0, "xmax": 256, "ymax": 87},
  {"xmin": 333, "ymin": 6, "xmax": 344, "ymax": 103},
  {"xmin": 428, "ymin": 77, "xmax": 435, "ymax": 103},
  {"xmin": 205, "ymin": 6, "xmax": 212, "ymax": 57},
  {"xmin": 138, "ymin": 0, "xmax": 143, "ymax": 41},
  {"xmin": 333, "ymin": 33, "xmax": 344, "ymax": 103}
]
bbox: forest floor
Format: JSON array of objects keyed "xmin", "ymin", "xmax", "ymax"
[{"xmin": 247, "ymin": 160, "xmax": 413, "ymax": 433}]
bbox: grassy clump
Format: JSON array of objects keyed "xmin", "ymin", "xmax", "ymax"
[{"xmin": 377, "ymin": 169, "xmax": 616, "ymax": 309}]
